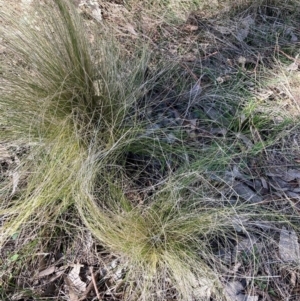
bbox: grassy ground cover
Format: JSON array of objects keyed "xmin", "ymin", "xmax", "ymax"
[{"xmin": 1, "ymin": 0, "xmax": 300, "ymax": 300}]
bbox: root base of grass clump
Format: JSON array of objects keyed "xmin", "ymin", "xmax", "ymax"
[{"xmin": 1, "ymin": 0, "xmax": 300, "ymax": 300}]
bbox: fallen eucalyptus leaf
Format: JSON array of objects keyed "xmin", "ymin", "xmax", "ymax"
[
  {"xmin": 266, "ymin": 166, "xmax": 286, "ymax": 178},
  {"xmin": 231, "ymin": 215, "xmax": 249, "ymax": 232},
  {"xmin": 283, "ymin": 169, "xmax": 300, "ymax": 181},
  {"xmin": 123, "ymin": 23, "xmax": 138, "ymax": 36},
  {"xmin": 260, "ymin": 177, "xmax": 268, "ymax": 189},
  {"xmin": 232, "ymin": 182, "xmax": 262, "ymax": 203},
  {"xmin": 240, "ymin": 296, "xmax": 258, "ymax": 301},
  {"xmin": 38, "ymin": 266, "xmax": 56, "ymax": 278},
  {"xmin": 189, "ymin": 82, "xmax": 202, "ymax": 99},
  {"xmin": 286, "ymin": 54, "xmax": 299, "ymax": 72},
  {"xmin": 269, "ymin": 177, "xmax": 289, "ymax": 192},
  {"xmin": 79, "ymin": 0, "xmax": 102, "ymax": 22},
  {"xmin": 224, "ymin": 281, "xmax": 243, "ymax": 300},
  {"xmin": 65, "ymin": 276, "xmax": 80, "ymax": 301},
  {"xmin": 0, "ymin": 144, "xmax": 12, "ymax": 162},
  {"xmin": 166, "ymin": 133, "xmax": 176, "ymax": 144},
  {"xmin": 291, "ymin": 33, "xmax": 298, "ymax": 43},
  {"xmin": 202, "ymin": 105, "xmax": 228, "ymax": 125},
  {"xmin": 290, "ymin": 271, "xmax": 296, "ymax": 287},
  {"xmin": 215, "ymin": 25, "xmax": 232, "ymax": 34},
  {"xmin": 225, "ymin": 281, "xmax": 258, "ymax": 301},
  {"xmin": 10, "ymin": 171, "xmax": 20, "ymax": 196},
  {"xmin": 235, "ymin": 133, "xmax": 254, "ymax": 149},
  {"xmin": 238, "ymin": 56, "xmax": 246, "ymax": 68},
  {"xmin": 287, "ymin": 191, "xmax": 300, "ymax": 199},
  {"xmin": 210, "ymin": 127, "xmax": 227, "ymax": 136},
  {"xmin": 189, "ymin": 274, "xmax": 212, "ymax": 299},
  {"xmin": 236, "ymin": 236, "xmax": 258, "ymax": 254},
  {"xmin": 67, "ymin": 263, "xmax": 86, "ymax": 293},
  {"xmin": 49, "ymin": 266, "xmax": 67, "ymax": 282},
  {"xmin": 286, "ymin": 61, "xmax": 298, "ymax": 71},
  {"xmin": 236, "ymin": 15, "xmax": 255, "ymax": 42},
  {"xmin": 184, "ymin": 24, "xmax": 198, "ymax": 31},
  {"xmin": 279, "ymin": 227, "xmax": 300, "ymax": 262}
]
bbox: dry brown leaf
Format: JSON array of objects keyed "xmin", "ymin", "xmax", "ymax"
[
  {"xmin": 79, "ymin": 0, "xmax": 102, "ymax": 22},
  {"xmin": 242, "ymin": 297, "xmax": 258, "ymax": 301},
  {"xmin": 269, "ymin": 177, "xmax": 289, "ymax": 192},
  {"xmin": 49, "ymin": 266, "xmax": 67, "ymax": 282},
  {"xmin": 286, "ymin": 54, "xmax": 299, "ymax": 71},
  {"xmin": 290, "ymin": 271, "xmax": 296, "ymax": 287},
  {"xmin": 65, "ymin": 276, "xmax": 80, "ymax": 301},
  {"xmin": 215, "ymin": 25, "xmax": 232, "ymax": 35},
  {"xmin": 188, "ymin": 273, "xmax": 212, "ymax": 299},
  {"xmin": 232, "ymin": 262, "xmax": 242, "ymax": 273},
  {"xmin": 224, "ymin": 281, "xmax": 243, "ymax": 300},
  {"xmin": 291, "ymin": 33, "xmax": 298, "ymax": 43},
  {"xmin": 202, "ymin": 105, "xmax": 228, "ymax": 125},
  {"xmin": 10, "ymin": 171, "xmax": 20, "ymax": 196},
  {"xmin": 0, "ymin": 45, "xmax": 6, "ymax": 54},
  {"xmin": 210, "ymin": 128, "xmax": 227, "ymax": 136},
  {"xmin": 11, "ymin": 292, "xmax": 28, "ymax": 301},
  {"xmin": 235, "ymin": 133, "xmax": 254, "ymax": 149},
  {"xmin": 283, "ymin": 169, "xmax": 300, "ymax": 181},
  {"xmin": 238, "ymin": 56, "xmax": 246, "ymax": 68},
  {"xmin": 224, "ymin": 281, "xmax": 258, "ymax": 301},
  {"xmin": 216, "ymin": 76, "xmax": 225, "ymax": 84},
  {"xmin": 260, "ymin": 177, "xmax": 268, "ymax": 189},
  {"xmin": 91, "ymin": 7, "xmax": 102, "ymax": 22},
  {"xmin": 189, "ymin": 119, "xmax": 197, "ymax": 129},
  {"xmin": 122, "ymin": 23, "xmax": 138, "ymax": 36},
  {"xmin": 236, "ymin": 15, "xmax": 255, "ymax": 42},
  {"xmin": 0, "ymin": 144, "xmax": 11, "ymax": 161},
  {"xmin": 183, "ymin": 24, "xmax": 198, "ymax": 32},
  {"xmin": 38, "ymin": 266, "xmax": 56, "ymax": 278},
  {"xmin": 189, "ymin": 82, "xmax": 202, "ymax": 98},
  {"xmin": 67, "ymin": 263, "xmax": 86, "ymax": 293},
  {"xmin": 236, "ymin": 236, "xmax": 258, "ymax": 254},
  {"xmin": 232, "ymin": 182, "xmax": 262, "ymax": 203},
  {"xmin": 69, "ymin": 290, "xmax": 79, "ymax": 301},
  {"xmin": 279, "ymin": 227, "xmax": 300, "ymax": 262},
  {"xmin": 287, "ymin": 191, "xmax": 300, "ymax": 199},
  {"xmin": 166, "ymin": 133, "xmax": 176, "ymax": 144},
  {"xmin": 231, "ymin": 215, "xmax": 249, "ymax": 232},
  {"xmin": 266, "ymin": 166, "xmax": 286, "ymax": 178},
  {"xmin": 287, "ymin": 61, "xmax": 298, "ymax": 71}
]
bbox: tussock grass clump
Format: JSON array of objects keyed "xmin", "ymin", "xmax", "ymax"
[
  {"xmin": 0, "ymin": 0, "xmax": 94, "ymax": 240},
  {"xmin": 0, "ymin": 0, "xmax": 216, "ymax": 299},
  {"xmin": 1, "ymin": 0, "xmax": 300, "ymax": 300},
  {"xmin": 0, "ymin": 0, "xmax": 149, "ymax": 247}
]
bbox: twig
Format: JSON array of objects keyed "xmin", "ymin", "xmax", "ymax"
[
  {"xmin": 277, "ymin": 48, "xmax": 300, "ymax": 63},
  {"xmin": 90, "ymin": 266, "xmax": 102, "ymax": 301},
  {"xmin": 78, "ymin": 269, "xmax": 100, "ymax": 301},
  {"xmin": 180, "ymin": 62, "xmax": 200, "ymax": 82},
  {"xmin": 203, "ymin": 51, "xmax": 218, "ymax": 60}
]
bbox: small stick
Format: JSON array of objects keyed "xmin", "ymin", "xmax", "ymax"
[
  {"xmin": 277, "ymin": 48, "xmax": 300, "ymax": 63},
  {"xmin": 90, "ymin": 266, "xmax": 101, "ymax": 301},
  {"xmin": 203, "ymin": 51, "xmax": 218, "ymax": 60},
  {"xmin": 180, "ymin": 62, "xmax": 200, "ymax": 82},
  {"xmin": 79, "ymin": 269, "xmax": 100, "ymax": 301}
]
